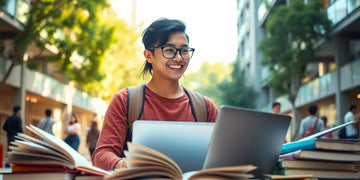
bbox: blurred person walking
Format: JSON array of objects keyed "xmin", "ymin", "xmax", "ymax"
[
  {"xmin": 2, "ymin": 105, "xmax": 23, "ymax": 168},
  {"xmin": 299, "ymin": 104, "xmax": 324, "ymax": 138},
  {"xmin": 39, "ymin": 108, "xmax": 55, "ymax": 135},
  {"xmin": 344, "ymin": 104, "xmax": 359, "ymax": 139},
  {"xmin": 86, "ymin": 120, "xmax": 100, "ymax": 157},
  {"xmin": 64, "ymin": 113, "xmax": 81, "ymax": 151},
  {"xmin": 321, "ymin": 116, "xmax": 332, "ymax": 139}
]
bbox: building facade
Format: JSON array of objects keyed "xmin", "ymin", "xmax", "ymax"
[
  {"xmin": 237, "ymin": 0, "xmax": 360, "ymax": 140},
  {"xmin": 0, "ymin": 0, "xmax": 107, "ymax": 161}
]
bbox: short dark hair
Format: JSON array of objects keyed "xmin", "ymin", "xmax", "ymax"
[
  {"xmin": 308, "ymin": 104, "xmax": 318, "ymax": 115},
  {"xmin": 45, "ymin": 109, "xmax": 52, "ymax": 117},
  {"xmin": 350, "ymin": 104, "xmax": 357, "ymax": 111},
  {"xmin": 141, "ymin": 18, "xmax": 189, "ymax": 77},
  {"xmin": 272, "ymin": 102, "xmax": 281, "ymax": 108},
  {"xmin": 13, "ymin": 105, "xmax": 21, "ymax": 113}
]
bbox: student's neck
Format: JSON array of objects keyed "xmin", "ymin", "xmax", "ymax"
[{"xmin": 147, "ymin": 80, "xmax": 183, "ymax": 98}]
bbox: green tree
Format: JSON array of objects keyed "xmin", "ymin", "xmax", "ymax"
[
  {"xmin": 82, "ymin": 13, "xmax": 147, "ymax": 103},
  {"xmin": 2, "ymin": 0, "xmax": 113, "ymax": 86},
  {"xmin": 182, "ymin": 62, "xmax": 232, "ymax": 108},
  {"xmin": 218, "ymin": 60, "xmax": 257, "ymax": 109},
  {"xmin": 257, "ymin": 0, "xmax": 331, "ymax": 140}
]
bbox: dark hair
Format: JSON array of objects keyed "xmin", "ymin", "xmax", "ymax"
[
  {"xmin": 141, "ymin": 18, "xmax": 189, "ymax": 77},
  {"xmin": 272, "ymin": 102, "xmax": 281, "ymax": 108},
  {"xmin": 13, "ymin": 105, "xmax": 21, "ymax": 113},
  {"xmin": 350, "ymin": 104, "xmax": 357, "ymax": 111},
  {"xmin": 70, "ymin": 113, "xmax": 79, "ymax": 125},
  {"xmin": 321, "ymin": 116, "xmax": 327, "ymax": 125},
  {"xmin": 308, "ymin": 104, "xmax": 318, "ymax": 115},
  {"xmin": 90, "ymin": 120, "xmax": 98, "ymax": 133},
  {"xmin": 45, "ymin": 109, "xmax": 52, "ymax": 117}
]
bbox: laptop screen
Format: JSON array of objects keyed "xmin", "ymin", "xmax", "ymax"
[
  {"xmin": 132, "ymin": 120, "xmax": 215, "ymax": 172},
  {"xmin": 203, "ymin": 105, "xmax": 291, "ymax": 179}
]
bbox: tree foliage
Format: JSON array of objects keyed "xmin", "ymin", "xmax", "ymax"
[
  {"xmin": 82, "ymin": 13, "xmax": 147, "ymax": 103},
  {"xmin": 258, "ymin": 0, "xmax": 331, "ymax": 103},
  {"xmin": 218, "ymin": 60, "xmax": 257, "ymax": 109},
  {"xmin": 2, "ymin": 0, "xmax": 114, "ymax": 85},
  {"xmin": 182, "ymin": 62, "xmax": 232, "ymax": 108}
]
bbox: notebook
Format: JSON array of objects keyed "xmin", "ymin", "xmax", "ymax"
[
  {"xmin": 203, "ymin": 105, "xmax": 291, "ymax": 179},
  {"xmin": 132, "ymin": 120, "xmax": 215, "ymax": 172}
]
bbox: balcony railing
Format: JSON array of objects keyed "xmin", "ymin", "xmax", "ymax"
[
  {"xmin": 269, "ymin": 59, "xmax": 360, "ymax": 112},
  {"xmin": 327, "ymin": 0, "xmax": 360, "ymax": 26}
]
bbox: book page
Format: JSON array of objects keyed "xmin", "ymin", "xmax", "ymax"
[
  {"xmin": 25, "ymin": 125, "xmax": 109, "ymax": 175},
  {"xmin": 27, "ymin": 125, "xmax": 91, "ymax": 168},
  {"xmin": 10, "ymin": 140, "xmax": 72, "ymax": 163},
  {"xmin": 126, "ymin": 142, "xmax": 182, "ymax": 175},
  {"xmin": 186, "ymin": 165, "xmax": 257, "ymax": 180},
  {"xmin": 104, "ymin": 166, "xmax": 178, "ymax": 179},
  {"xmin": 124, "ymin": 151, "xmax": 180, "ymax": 175}
]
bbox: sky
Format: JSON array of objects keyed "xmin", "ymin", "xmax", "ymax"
[{"xmin": 109, "ymin": 0, "xmax": 238, "ymax": 72}]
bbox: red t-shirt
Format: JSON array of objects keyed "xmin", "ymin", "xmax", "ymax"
[{"xmin": 92, "ymin": 86, "xmax": 218, "ymax": 170}]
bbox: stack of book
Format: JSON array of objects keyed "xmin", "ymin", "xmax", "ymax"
[{"xmin": 276, "ymin": 138, "xmax": 360, "ymax": 179}]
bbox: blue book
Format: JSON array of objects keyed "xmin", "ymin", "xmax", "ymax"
[{"xmin": 281, "ymin": 121, "xmax": 355, "ymax": 154}]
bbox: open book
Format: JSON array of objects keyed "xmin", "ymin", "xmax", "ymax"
[
  {"xmin": 7, "ymin": 125, "xmax": 257, "ymax": 179},
  {"xmin": 6, "ymin": 125, "xmax": 110, "ymax": 176},
  {"xmin": 104, "ymin": 142, "xmax": 257, "ymax": 180}
]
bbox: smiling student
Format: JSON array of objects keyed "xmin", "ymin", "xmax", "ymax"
[{"xmin": 92, "ymin": 18, "xmax": 218, "ymax": 170}]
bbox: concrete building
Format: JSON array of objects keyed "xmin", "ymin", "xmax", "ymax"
[
  {"xmin": 0, "ymin": 0, "xmax": 107, "ymax": 160},
  {"xmin": 237, "ymin": 0, "xmax": 360, "ymax": 140}
]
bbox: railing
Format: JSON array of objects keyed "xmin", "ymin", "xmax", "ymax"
[
  {"xmin": 327, "ymin": 0, "xmax": 360, "ymax": 25},
  {"xmin": 268, "ymin": 59, "xmax": 360, "ymax": 112},
  {"xmin": 1, "ymin": 0, "xmax": 29, "ymax": 24}
]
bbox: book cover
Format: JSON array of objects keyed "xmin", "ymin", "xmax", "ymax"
[
  {"xmin": 277, "ymin": 159, "xmax": 359, "ymax": 171},
  {"xmin": 281, "ymin": 138, "xmax": 360, "ymax": 154},
  {"xmin": 279, "ymin": 150, "xmax": 360, "ymax": 162},
  {"xmin": 277, "ymin": 168, "xmax": 360, "ymax": 179},
  {"xmin": 2, "ymin": 171, "xmax": 74, "ymax": 180}
]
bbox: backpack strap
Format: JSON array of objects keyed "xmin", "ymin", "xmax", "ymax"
[
  {"xmin": 183, "ymin": 87, "xmax": 208, "ymax": 122},
  {"xmin": 127, "ymin": 83, "xmax": 146, "ymax": 128}
]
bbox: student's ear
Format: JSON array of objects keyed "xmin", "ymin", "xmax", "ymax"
[{"xmin": 144, "ymin": 49, "xmax": 153, "ymax": 63}]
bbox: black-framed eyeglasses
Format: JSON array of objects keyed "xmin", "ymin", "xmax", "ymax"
[{"xmin": 148, "ymin": 46, "xmax": 195, "ymax": 60}]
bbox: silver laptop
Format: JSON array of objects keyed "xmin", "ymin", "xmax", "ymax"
[
  {"xmin": 203, "ymin": 105, "xmax": 291, "ymax": 179},
  {"xmin": 132, "ymin": 120, "xmax": 214, "ymax": 172}
]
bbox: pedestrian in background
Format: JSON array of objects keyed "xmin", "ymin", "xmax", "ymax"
[
  {"xmin": 64, "ymin": 113, "xmax": 81, "ymax": 151},
  {"xmin": 3, "ymin": 105, "xmax": 23, "ymax": 152},
  {"xmin": 344, "ymin": 104, "xmax": 359, "ymax": 139},
  {"xmin": 321, "ymin": 116, "xmax": 332, "ymax": 139},
  {"xmin": 299, "ymin": 104, "xmax": 324, "ymax": 138},
  {"xmin": 272, "ymin": 102, "xmax": 281, "ymax": 114},
  {"xmin": 39, "ymin": 108, "xmax": 55, "ymax": 135},
  {"xmin": 2, "ymin": 105, "xmax": 23, "ymax": 168},
  {"xmin": 86, "ymin": 120, "xmax": 100, "ymax": 157}
]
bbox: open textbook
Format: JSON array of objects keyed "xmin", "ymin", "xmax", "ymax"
[
  {"xmin": 105, "ymin": 142, "xmax": 257, "ymax": 179},
  {"xmin": 6, "ymin": 125, "xmax": 257, "ymax": 179},
  {"xmin": 6, "ymin": 125, "xmax": 110, "ymax": 176}
]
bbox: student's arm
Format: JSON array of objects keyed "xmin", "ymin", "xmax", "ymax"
[{"xmin": 92, "ymin": 89, "xmax": 128, "ymax": 170}]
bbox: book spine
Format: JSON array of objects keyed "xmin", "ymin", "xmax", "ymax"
[{"xmin": 281, "ymin": 139, "xmax": 317, "ymax": 154}]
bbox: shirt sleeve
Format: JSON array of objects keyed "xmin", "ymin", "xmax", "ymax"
[{"xmin": 92, "ymin": 89, "xmax": 128, "ymax": 170}]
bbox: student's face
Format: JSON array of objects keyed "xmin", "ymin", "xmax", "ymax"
[
  {"xmin": 145, "ymin": 32, "xmax": 190, "ymax": 81},
  {"xmin": 272, "ymin": 105, "xmax": 281, "ymax": 114}
]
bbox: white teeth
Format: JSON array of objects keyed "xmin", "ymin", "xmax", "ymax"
[{"xmin": 169, "ymin": 65, "xmax": 181, "ymax": 69}]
